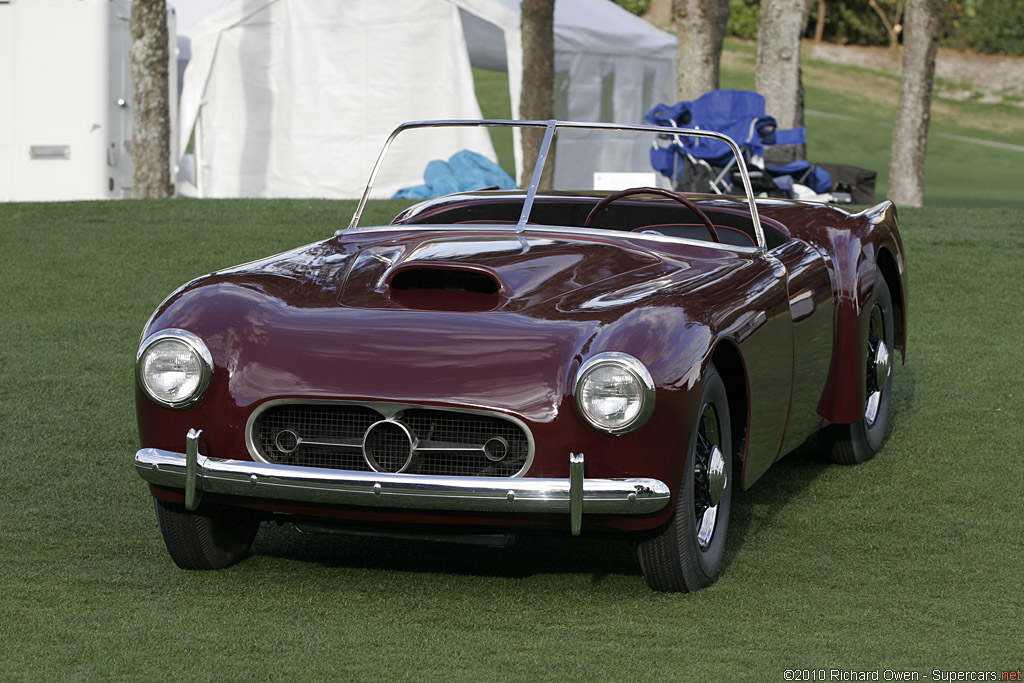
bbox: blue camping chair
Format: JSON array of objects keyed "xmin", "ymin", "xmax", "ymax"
[
  {"xmin": 759, "ymin": 127, "xmax": 833, "ymax": 195},
  {"xmin": 644, "ymin": 89, "xmax": 831, "ymax": 196}
]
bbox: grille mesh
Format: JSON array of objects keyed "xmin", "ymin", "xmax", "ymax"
[{"xmin": 252, "ymin": 404, "xmax": 530, "ymax": 477}]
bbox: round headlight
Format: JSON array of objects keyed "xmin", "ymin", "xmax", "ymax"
[
  {"xmin": 574, "ymin": 352, "xmax": 655, "ymax": 435},
  {"xmin": 137, "ymin": 329, "xmax": 213, "ymax": 408}
]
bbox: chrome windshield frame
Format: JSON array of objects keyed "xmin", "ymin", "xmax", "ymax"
[{"xmin": 347, "ymin": 119, "xmax": 767, "ymax": 251}]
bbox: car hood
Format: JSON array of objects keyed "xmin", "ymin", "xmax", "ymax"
[
  {"xmin": 335, "ymin": 229, "xmax": 669, "ymax": 313},
  {"xmin": 149, "ymin": 228, "xmax": 744, "ymax": 419}
]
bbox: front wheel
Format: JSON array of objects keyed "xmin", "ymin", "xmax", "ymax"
[
  {"xmin": 154, "ymin": 499, "xmax": 260, "ymax": 570},
  {"xmin": 824, "ymin": 270, "xmax": 895, "ymax": 465},
  {"xmin": 637, "ymin": 363, "xmax": 732, "ymax": 592}
]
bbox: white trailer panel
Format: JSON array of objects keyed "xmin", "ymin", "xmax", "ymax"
[{"xmin": 0, "ymin": 0, "xmax": 175, "ymax": 201}]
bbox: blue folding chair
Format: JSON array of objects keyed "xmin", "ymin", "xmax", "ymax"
[
  {"xmin": 644, "ymin": 89, "xmax": 831, "ymax": 196},
  {"xmin": 760, "ymin": 127, "xmax": 832, "ymax": 194}
]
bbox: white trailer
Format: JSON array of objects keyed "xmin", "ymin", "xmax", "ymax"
[{"xmin": 0, "ymin": 0, "xmax": 176, "ymax": 201}]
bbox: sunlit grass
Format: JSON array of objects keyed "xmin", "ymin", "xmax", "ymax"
[{"xmin": 1, "ymin": 200, "xmax": 1021, "ymax": 679}]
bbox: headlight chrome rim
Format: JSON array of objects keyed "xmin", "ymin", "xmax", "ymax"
[
  {"xmin": 136, "ymin": 328, "xmax": 214, "ymax": 409},
  {"xmin": 574, "ymin": 352, "xmax": 655, "ymax": 435}
]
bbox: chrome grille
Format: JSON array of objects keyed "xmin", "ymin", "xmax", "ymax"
[
  {"xmin": 251, "ymin": 402, "xmax": 532, "ymax": 477},
  {"xmin": 254, "ymin": 404, "xmax": 379, "ymax": 471}
]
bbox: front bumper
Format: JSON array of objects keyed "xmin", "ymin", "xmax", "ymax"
[{"xmin": 134, "ymin": 431, "xmax": 671, "ymax": 536}]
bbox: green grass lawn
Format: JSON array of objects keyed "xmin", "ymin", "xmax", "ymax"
[
  {"xmin": 475, "ymin": 40, "xmax": 1024, "ymax": 210},
  {"xmin": 720, "ymin": 39, "xmax": 1024, "ymax": 209},
  {"xmin": 1, "ymin": 199, "xmax": 1022, "ymax": 679}
]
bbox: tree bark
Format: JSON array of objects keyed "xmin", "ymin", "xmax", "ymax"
[
  {"xmin": 674, "ymin": 0, "xmax": 730, "ymax": 101},
  {"xmin": 519, "ymin": 0, "xmax": 556, "ymax": 189},
  {"xmin": 888, "ymin": 0, "xmax": 948, "ymax": 207},
  {"xmin": 130, "ymin": 0, "xmax": 171, "ymax": 198},
  {"xmin": 643, "ymin": 0, "xmax": 674, "ymax": 27},
  {"xmin": 755, "ymin": 0, "xmax": 813, "ymax": 162}
]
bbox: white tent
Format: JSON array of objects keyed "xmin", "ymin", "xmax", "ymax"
[{"xmin": 177, "ymin": 0, "xmax": 676, "ymax": 198}]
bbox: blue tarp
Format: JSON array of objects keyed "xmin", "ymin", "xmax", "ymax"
[{"xmin": 393, "ymin": 150, "xmax": 516, "ymax": 200}]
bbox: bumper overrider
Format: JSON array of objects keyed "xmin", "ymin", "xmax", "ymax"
[{"xmin": 135, "ymin": 429, "xmax": 671, "ymax": 535}]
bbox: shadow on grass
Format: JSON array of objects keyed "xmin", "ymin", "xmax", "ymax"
[
  {"xmin": 724, "ymin": 361, "xmax": 915, "ymax": 571},
  {"xmin": 722, "ymin": 438, "xmax": 832, "ymax": 572},
  {"xmin": 251, "ymin": 455, "xmax": 837, "ymax": 585},
  {"xmin": 252, "ymin": 523, "xmax": 642, "ymax": 584},
  {"xmin": 247, "ymin": 368, "xmax": 917, "ymax": 585},
  {"xmin": 885, "ymin": 362, "xmax": 916, "ymax": 438}
]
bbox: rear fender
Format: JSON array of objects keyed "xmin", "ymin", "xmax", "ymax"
[{"xmin": 817, "ymin": 201, "xmax": 906, "ymax": 424}]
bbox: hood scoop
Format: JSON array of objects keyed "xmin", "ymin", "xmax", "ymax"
[
  {"xmin": 338, "ymin": 233, "xmax": 663, "ymax": 313},
  {"xmin": 384, "ymin": 264, "xmax": 505, "ymax": 312}
]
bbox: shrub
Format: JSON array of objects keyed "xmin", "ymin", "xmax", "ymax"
[
  {"xmin": 728, "ymin": 0, "xmax": 761, "ymax": 39},
  {"xmin": 941, "ymin": 0, "xmax": 1024, "ymax": 55}
]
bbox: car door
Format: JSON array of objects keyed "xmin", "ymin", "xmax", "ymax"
[{"xmin": 770, "ymin": 239, "xmax": 836, "ymax": 458}]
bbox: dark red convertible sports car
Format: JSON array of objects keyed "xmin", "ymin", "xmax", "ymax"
[{"xmin": 135, "ymin": 120, "xmax": 905, "ymax": 591}]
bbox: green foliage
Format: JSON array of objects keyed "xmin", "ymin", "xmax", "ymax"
[
  {"xmin": 617, "ymin": 0, "xmax": 1024, "ymax": 54},
  {"xmin": 941, "ymin": 0, "xmax": 1024, "ymax": 55},
  {"xmin": 613, "ymin": 0, "xmax": 651, "ymax": 14},
  {"xmin": 731, "ymin": 0, "xmax": 1023, "ymax": 54},
  {"xmin": 834, "ymin": 2, "xmax": 890, "ymax": 45},
  {"xmin": 728, "ymin": 0, "xmax": 761, "ymax": 39},
  {"xmin": 804, "ymin": 0, "xmax": 895, "ymax": 46}
]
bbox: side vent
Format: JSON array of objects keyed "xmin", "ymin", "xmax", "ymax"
[{"xmin": 385, "ymin": 265, "xmax": 504, "ymax": 311}]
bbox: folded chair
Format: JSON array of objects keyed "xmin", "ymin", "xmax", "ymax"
[{"xmin": 644, "ymin": 89, "xmax": 832, "ymax": 198}]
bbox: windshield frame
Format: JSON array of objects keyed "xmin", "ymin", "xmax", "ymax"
[{"xmin": 347, "ymin": 119, "xmax": 767, "ymax": 251}]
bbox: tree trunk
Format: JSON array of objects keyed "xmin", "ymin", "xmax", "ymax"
[
  {"xmin": 643, "ymin": 0, "xmax": 674, "ymax": 27},
  {"xmin": 814, "ymin": 0, "xmax": 826, "ymax": 42},
  {"xmin": 868, "ymin": 0, "xmax": 906, "ymax": 54},
  {"xmin": 130, "ymin": 0, "xmax": 171, "ymax": 198},
  {"xmin": 519, "ymin": 0, "xmax": 556, "ymax": 189},
  {"xmin": 755, "ymin": 0, "xmax": 813, "ymax": 162},
  {"xmin": 674, "ymin": 0, "xmax": 730, "ymax": 101},
  {"xmin": 888, "ymin": 0, "xmax": 948, "ymax": 207}
]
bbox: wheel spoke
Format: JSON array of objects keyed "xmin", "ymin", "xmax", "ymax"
[
  {"xmin": 696, "ymin": 503, "xmax": 718, "ymax": 549},
  {"xmin": 863, "ymin": 300, "xmax": 889, "ymax": 425},
  {"xmin": 693, "ymin": 401, "xmax": 722, "ymax": 548}
]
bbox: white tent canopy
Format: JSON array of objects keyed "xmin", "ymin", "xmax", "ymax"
[{"xmin": 177, "ymin": 0, "xmax": 675, "ymax": 198}]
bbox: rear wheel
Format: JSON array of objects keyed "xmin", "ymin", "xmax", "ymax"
[
  {"xmin": 637, "ymin": 363, "xmax": 732, "ymax": 592},
  {"xmin": 154, "ymin": 499, "xmax": 259, "ymax": 570},
  {"xmin": 825, "ymin": 271, "xmax": 895, "ymax": 465}
]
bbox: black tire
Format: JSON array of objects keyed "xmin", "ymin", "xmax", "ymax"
[
  {"xmin": 825, "ymin": 271, "xmax": 895, "ymax": 465},
  {"xmin": 637, "ymin": 363, "xmax": 732, "ymax": 592},
  {"xmin": 154, "ymin": 499, "xmax": 259, "ymax": 570}
]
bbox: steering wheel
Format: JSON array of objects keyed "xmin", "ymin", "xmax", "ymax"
[{"xmin": 582, "ymin": 187, "xmax": 720, "ymax": 243}]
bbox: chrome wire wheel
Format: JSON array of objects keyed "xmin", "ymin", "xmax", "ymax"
[
  {"xmin": 693, "ymin": 403, "xmax": 726, "ymax": 550},
  {"xmin": 864, "ymin": 302, "xmax": 892, "ymax": 427},
  {"xmin": 637, "ymin": 363, "xmax": 732, "ymax": 592},
  {"xmin": 825, "ymin": 271, "xmax": 895, "ymax": 465}
]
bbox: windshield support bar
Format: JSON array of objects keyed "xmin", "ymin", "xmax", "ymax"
[{"xmin": 517, "ymin": 120, "xmax": 556, "ymax": 233}]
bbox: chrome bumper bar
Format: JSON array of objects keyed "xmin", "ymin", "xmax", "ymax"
[{"xmin": 134, "ymin": 431, "xmax": 670, "ymax": 536}]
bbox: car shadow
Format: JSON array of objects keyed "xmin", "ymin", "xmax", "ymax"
[
  {"xmin": 724, "ymin": 360, "xmax": 916, "ymax": 571},
  {"xmin": 250, "ymin": 444, "xmax": 854, "ymax": 585},
  {"xmin": 886, "ymin": 361, "xmax": 916, "ymax": 437},
  {"xmin": 251, "ymin": 364, "xmax": 915, "ymax": 586},
  {"xmin": 253, "ymin": 523, "xmax": 642, "ymax": 584},
  {"xmin": 720, "ymin": 438, "xmax": 832, "ymax": 573}
]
